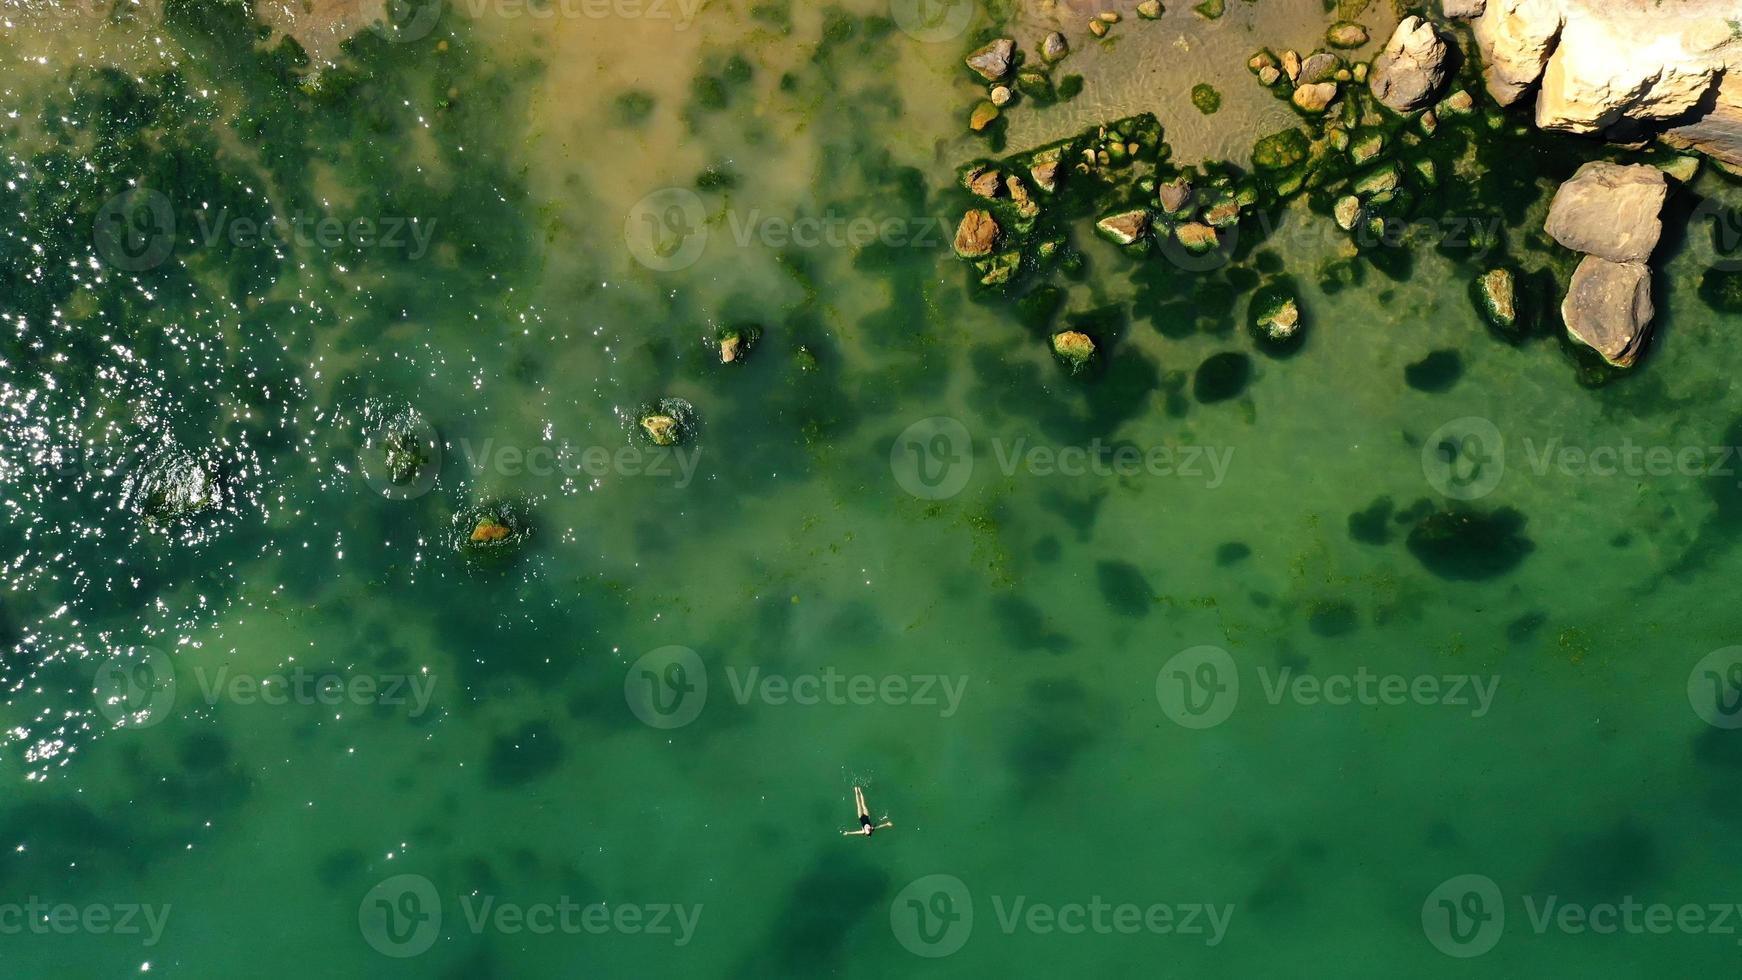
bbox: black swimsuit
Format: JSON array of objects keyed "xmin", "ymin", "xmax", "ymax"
[{"xmin": 860, "ymin": 814, "xmax": 874, "ymax": 830}]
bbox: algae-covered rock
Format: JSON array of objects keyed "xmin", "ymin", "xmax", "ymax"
[
  {"xmin": 1300, "ymin": 52, "xmax": 1341, "ymax": 84},
  {"xmin": 1051, "ymin": 330, "xmax": 1097, "ymax": 374},
  {"xmin": 976, "ymin": 252, "xmax": 1022, "ymax": 286},
  {"xmin": 121, "ymin": 450, "xmax": 221, "ymax": 524},
  {"xmin": 1042, "ymin": 31, "xmax": 1070, "ymax": 62},
  {"xmin": 970, "ymin": 101, "xmax": 1000, "ymax": 132},
  {"xmin": 1175, "ymin": 222, "xmax": 1219, "ymax": 253},
  {"xmin": 716, "ymin": 323, "xmax": 761, "ymax": 364},
  {"xmin": 1158, "ymin": 177, "xmax": 1194, "ymax": 214},
  {"xmin": 1354, "ymin": 165, "xmax": 1401, "ymax": 199},
  {"xmin": 966, "ymin": 39, "xmax": 1015, "ymax": 81},
  {"xmin": 1192, "ymin": 83, "xmax": 1222, "ymax": 115},
  {"xmin": 1349, "ymin": 132, "xmax": 1385, "ymax": 165},
  {"xmin": 1473, "ymin": 268, "xmax": 1518, "ymax": 331},
  {"xmin": 1193, "ymin": 0, "xmax": 1224, "ymax": 19},
  {"xmin": 454, "ymin": 501, "xmax": 531, "ymax": 562},
  {"xmin": 1327, "ymin": 22, "xmax": 1369, "ymax": 49},
  {"xmin": 1096, "ymin": 209, "xmax": 1152, "ymax": 246},
  {"xmin": 1249, "ymin": 282, "xmax": 1304, "ymax": 350},
  {"xmin": 1017, "ymin": 70, "xmax": 1055, "ymax": 103},
  {"xmin": 1334, "ymin": 195, "xmax": 1363, "ymax": 230},
  {"xmin": 1006, "ymin": 175, "xmax": 1040, "ymax": 221},
  {"xmin": 1252, "ymin": 129, "xmax": 1310, "ymax": 170},
  {"xmin": 1138, "ymin": 0, "xmax": 1164, "ymax": 18},
  {"xmin": 638, "ymin": 397, "xmax": 697, "ymax": 446},
  {"xmin": 963, "ymin": 164, "xmax": 1002, "ymax": 198},
  {"xmin": 954, "ymin": 209, "xmax": 1001, "ymax": 257}
]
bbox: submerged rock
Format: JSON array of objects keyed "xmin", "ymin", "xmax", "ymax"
[
  {"xmin": 1333, "ymin": 195, "xmax": 1362, "ymax": 230},
  {"xmin": 966, "ymin": 39, "xmax": 1015, "ymax": 81},
  {"xmin": 963, "ymin": 165, "xmax": 1001, "ymax": 198},
  {"xmin": 1051, "ymin": 330, "xmax": 1097, "ymax": 374},
  {"xmin": 1474, "ymin": 268, "xmax": 1518, "ymax": 330},
  {"xmin": 1096, "ymin": 209, "xmax": 1151, "ymax": 246},
  {"xmin": 1300, "ymin": 52, "xmax": 1341, "ymax": 84},
  {"xmin": 454, "ymin": 502, "xmax": 530, "ymax": 561},
  {"xmin": 1042, "ymin": 31, "xmax": 1069, "ymax": 63},
  {"xmin": 1444, "ymin": 0, "xmax": 1486, "ymax": 17},
  {"xmin": 1249, "ymin": 283, "xmax": 1304, "ymax": 351},
  {"xmin": 990, "ymin": 85, "xmax": 1013, "ymax": 107},
  {"xmin": 1370, "ymin": 16, "xmax": 1451, "ymax": 112},
  {"xmin": 954, "ymin": 209, "xmax": 1000, "ymax": 257},
  {"xmin": 1327, "ymin": 22, "xmax": 1368, "ymax": 49},
  {"xmin": 122, "ymin": 450, "xmax": 221, "ymax": 524},
  {"xmin": 640, "ymin": 413, "xmax": 681, "ymax": 446},
  {"xmin": 716, "ymin": 323, "xmax": 760, "ymax": 364},
  {"xmin": 1543, "ymin": 161, "xmax": 1667, "ymax": 263},
  {"xmin": 970, "ymin": 101, "xmax": 1000, "ymax": 132},
  {"xmin": 638, "ymin": 397, "xmax": 697, "ymax": 447},
  {"xmin": 1138, "ymin": 0, "xmax": 1163, "ymax": 18},
  {"xmin": 1174, "ymin": 222, "xmax": 1218, "ymax": 254},
  {"xmin": 1561, "ymin": 255, "xmax": 1653, "ymax": 368}
]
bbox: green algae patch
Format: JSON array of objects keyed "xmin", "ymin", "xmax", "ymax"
[
  {"xmin": 1191, "ymin": 83, "xmax": 1222, "ymax": 115},
  {"xmin": 1406, "ymin": 506, "xmax": 1535, "ymax": 581},
  {"xmin": 1699, "ymin": 269, "xmax": 1742, "ymax": 313}
]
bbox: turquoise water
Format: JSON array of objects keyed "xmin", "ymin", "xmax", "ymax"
[{"xmin": 4, "ymin": 0, "xmax": 1742, "ymax": 976}]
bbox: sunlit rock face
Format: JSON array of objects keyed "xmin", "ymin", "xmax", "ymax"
[{"xmin": 1470, "ymin": 0, "xmax": 1742, "ymax": 167}]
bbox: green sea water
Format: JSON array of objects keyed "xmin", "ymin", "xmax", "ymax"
[{"xmin": 5, "ymin": 0, "xmax": 1742, "ymax": 976}]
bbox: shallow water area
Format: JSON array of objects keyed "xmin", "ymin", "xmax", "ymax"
[{"xmin": 4, "ymin": 1, "xmax": 1742, "ymax": 977}]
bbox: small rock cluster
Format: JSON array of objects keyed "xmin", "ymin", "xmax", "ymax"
[{"xmin": 963, "ymin": 33, "xmax": 1080, "ymax": 133}]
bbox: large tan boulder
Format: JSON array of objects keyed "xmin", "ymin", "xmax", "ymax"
[
  {"xmin": 1561, "ymin": 256, "xmax": 1653, "ymax": 368},
  {"xmin": 1543, "ymin": 162, "xmax": 1667, "ymax": 264}
]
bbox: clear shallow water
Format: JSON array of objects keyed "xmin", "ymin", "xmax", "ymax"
[{"xmin": 4, "ymin": 0, "xmax": 1742, "ymax": 976}]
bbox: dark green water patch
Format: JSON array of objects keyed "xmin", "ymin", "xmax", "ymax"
[
  {"xmin": 1096, "ymin": 560, "xmax": 1155, "ymax": 617},
  {"xmin": 1404, "ymin": 350, "xmax": 1462, "ymax": 392},
  {"xmin": 1506, "ymin": 610, "xmax": 1548, "ymax": 644},
  {"xmin": 1216, "ymin": 542, "xmax": 1252, "ymax": 565},
  {"xmin": 993, "ymin": 595, "xmax": 1074, "ymax": 654},
  {"xmin": 1699, "ymin": 269, "xmax": 1742, "ymax": 313},
  {"xmin": 752, "ymin": 855, "xmax": 889, "ymax": 976},
  {"xmin": 1193, "ymin": 351, "xmax": 1252, "ymax": 404},
  {"xmin": 1348, "ymin": 496, "xmax": 1394, "ymax": 545},
  {"xmin": 1307, "ymin": 599, "xmax": 1359, "ymax": 637},
  {"xmin": 1405, "ymin": 506, "xmax": 1535, "ymax": 581},
  {"xmin": 485, "ymin": 721, "xmax": 563, "ymax": 788}
]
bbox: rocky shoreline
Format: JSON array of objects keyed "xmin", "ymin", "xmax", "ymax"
[{"xmin": 950, "ymin": 1, "xmax": 1731, "ymax": 375}]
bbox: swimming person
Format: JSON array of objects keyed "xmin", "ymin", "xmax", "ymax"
[{"xmin": 842, "ymin": 785, "xmax": 894, "ymax": 837}]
